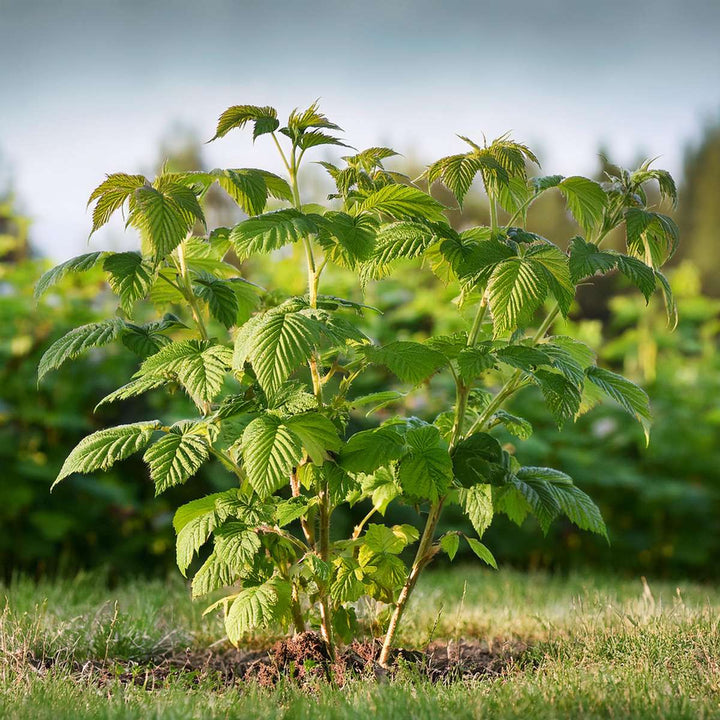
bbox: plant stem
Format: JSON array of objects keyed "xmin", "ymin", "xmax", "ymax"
[
  {"xmin": 290, "ymin": 583, "xmax": 306, "ymax": 634},
  {"xmin": 175, "ymin": 241, "xmax": 210, "ymax": 343},
  {"xmin": 288, "ymin": 146, "xmax": 335, "ymax": 659},
  {"xmin": 378, "ymin": 500, "xmax": 443, "ymax": 667},
  {"xmin": 317, "ymin": 483, "xmax": 335, "ymax": 660}
]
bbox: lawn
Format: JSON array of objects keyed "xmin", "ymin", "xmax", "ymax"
[{"xmin": 1, "ymin": 568, "xmax": 718, "ymax": 719}]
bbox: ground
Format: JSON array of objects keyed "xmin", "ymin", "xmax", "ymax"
[{"xmin": 1, "ymin": 568, "xmax": 718, "ymax": 719}]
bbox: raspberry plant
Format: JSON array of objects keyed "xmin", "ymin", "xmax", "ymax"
[{"xmin": 39, "ymin": 102, "xmax": 679, "ymax": 667}]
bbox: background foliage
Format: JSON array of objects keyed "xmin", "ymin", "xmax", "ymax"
[{"xmin": 1, "ymin": 119, "xmax": 719, "ymax": 581}]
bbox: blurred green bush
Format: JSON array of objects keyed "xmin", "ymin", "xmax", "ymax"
[{"xmin": 2, "ymin": 122, "xmax": 719, "ymax": 580}]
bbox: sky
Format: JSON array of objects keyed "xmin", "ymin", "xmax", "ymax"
[{"xmin": 1, "ymin": 0, "xmax": 719, "ymax": 260}]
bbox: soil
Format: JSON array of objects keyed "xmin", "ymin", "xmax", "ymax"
[{"xmin": 23, "ymin": 632, "xmax": 528, "ymax": 688}]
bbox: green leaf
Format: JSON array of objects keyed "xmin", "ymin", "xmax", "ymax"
[
  {"xmin": 143, "ymin": 423, "xmax": 210, "ymax": 494},
  {"xmin": 241, "ymin": 415, "xmax": 302, "ymax": 498},
  {"xmin": 275, "ymin": 497, "xmax": 312, "ymax": 527},
  {"xmin": 397, "ymin": 425, "xmax": 452, "ymax": 502},
  {"xmin": 52, "ymin": 421, "xmax": 160, "ymax": 488},
  {"xmin": 615, "ymin": 255, "xmax": 656, "ymax": 301},
  {"xmin": 193, "ymin": 276, "xmax": 239, "ymax": 328},
  {"xmin": 452, "ymin": 433, "xmax": 507, "ymax": 487},
  {"xmin": 525, "ymin": 244, "xmax": 575, "ymax": 316},
  {"xmin": 94, "ymin": 376, "xmax": 167, "ymax": 410},
  {"xmin": 213, "ymin": 168, "xmax": 291, "ymax": 215},
  {"xmin": 38, "ymin": 319, "xmax": 124, "ymax": 382},
  {"xmin": 234, "ymin": 306, "xmax": 323, "ymax": 395},
  {"xmin": 87, "ymin": 173, "xmax": 146, "ymax": 234},
  {"xmin": 121, "ymin": 314, "xmax": 183, "ymax": 357},
  {"xmin": 568, "ymin": 236, "xmax": 617, "ymax": 283},
  {"xmin": 557, "ymin": 177, "xmax": 607, "ymax": 234},
  {"xmin": 314, "ymin": 211, "xmax": 377, "ymax": 267},
  {"xmin": 128, "ymin": 183, "xmax": 204, "ymax": 260},
  {"xmin": 517, "ymin": 467, "xmax": 607, "ymax": 539},
  {"xmin": 492, "ymin": 410, "xmax": 533, "ymax": 440},
  {"xmin": 229, "ymin": 209, "xmax": 318, "ymax": 259},
  {"xmin": 440, "ymin": 533, "xmax": 460, "ymax": 560},
  {"xmin": 102, "ymin": 252, "xmax": 154, "ymax": 313},
  {"xmin": 362, "ymin": 341, "xmax": 447, "ymax": 385},
  {"xmin": 494, "ymin": 345, "xmax": 551, "ymax": 372},
  {"xmin": 625, "ymin": 209, "xmax": 679, "ymax": 268},
  {"xmin": 174, "ymin": 490, "xmax": 242, "ymax": 574},
  {"xmin": 284, "ymin": 412, "xmax": 342, "ymax": 464},
  {"xmin": 487, "ymin": 257, "xmax": 547, "ymax": 335},
  {"xmin": 192, "ymin": 552, "xmax": 235, "ymax": 598},
  {"xmin": 35, "ymin": 252, "xmax": 106, "ymax": 299},
  {"xmin": 211, "ymin": 105, "xmax": 279, "ymax": 141},
  {"xmin": 457, "ymin": 346, "xmax": 496, "ymax": 381},
  {"xmin": 458, "ymin": 483, "xmax": 494, "ymax": 536},
  {"xmin": 350, "ymin": 390, "xmax": 406, "ymax": 416},
  {"xmin": 338, "ymin": 426, "xmax": 407, "ymax": 474},
  {"xmin": 225, "ymin": 577, "xmax": 291, "ymax": 643},
  {"xmin": 585, "ymin": 366, "xmax": 651, "ymax": 437},
  {"xmin": 426, "ymin": 153, "xmax": 485, "ymax": 206},
  {"xmin": 363, "ymin": 221, "xmax": 442, "ymax": 279},
  {"xmin": 465, "ymin": 537, "xmax": 497, "ymax": 569},
  {"xmin": 359, "ymin": 184, "xmax": 447, "ymax": 223},
  {"xmin": 331, "ymin": 557, "xmax": 365, "ymax": 603},
  {"xmin": 363, "ymin": 524, "xmax": 406, "ymax": 554},
  {"xmin": 533, "ymin": 369, "xmax": 582, "ymax": 427},
  {"xmin": 655, "ymin": 270, "xmax": 678, "ymax": 329},
  {"xmin": 214, "ymin": 522, "xmax": 263, "ymax": 568},
  {"xmin": 139, "ymin": 340, "xmax": 232, "ymax": 405}
]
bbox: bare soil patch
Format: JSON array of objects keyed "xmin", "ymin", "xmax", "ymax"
[{"xmin": 21, "ymin": 632, "xmax": 528, "ymax": 688}]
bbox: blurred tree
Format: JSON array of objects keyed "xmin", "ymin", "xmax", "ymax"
[{"xmin": 677, "ymin": 117, "xmax": 720, "ymax": 294}]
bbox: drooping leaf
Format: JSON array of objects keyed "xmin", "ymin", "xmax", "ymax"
[
  {"xmin": 35, "ymin": 252, "xmax": 106, "ymax": 299},
  {"xmin": 193, "ymin": 276, "xmax": 240, "ymax": 328},
  {"xmin": 52, "ymin": 421, "xmax": 160, "ymax": 488},
  {"xmin": 585, "ymin": 366, "xmax": 651, "ymax": 437},
  {"xmin": 87, "ymin": 173, "xmax": 147, "ymax": 234},
  {"xmin": 38, "ymin": 318, "xmax": 125, "ymax": 382},
  {"xmin": 532, "ymin": 369, "xmax": 582, "ymax": 427},
  {"xmin": 517, "ymin": 467, "xmax": 607, "ymax": 539},
  {"xmin": 224, "ymin": 577, "xmax": 291, "ymax": 643},
  {"xmin": 440, "ymin": 533, "xmax": 460, "ymax": 560},
  {"xmin": 624, "ymin": 209, "xmax": 679, "ymax": 268},
  {"xmin": 211, "ymin": 105, "xmax": 279, "ymax": 141},
  {"xmin": 465, "ymin": 537, "xmax": 497, "ymax": 569},
  {"xmin": 458, "ymin": 483, "xmax": 494, "ymax": 536},
  {"xmin": 615, "ymin": 255, "xmax": 656, "ymax": 301}
]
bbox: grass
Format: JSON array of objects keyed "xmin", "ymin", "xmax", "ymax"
[{"xmin": 1, "ymin": 568, "xmax": 719, "ymax": 719}]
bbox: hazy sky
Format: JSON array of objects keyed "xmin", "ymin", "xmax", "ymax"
[{"xmin": 1, "ymin": 0, "xmax": 719, "ymax": 259}]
